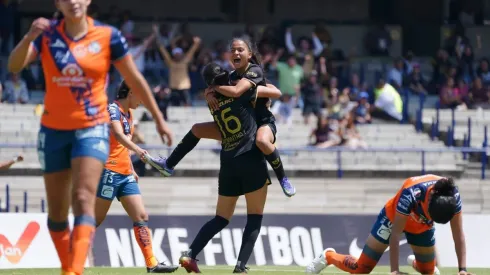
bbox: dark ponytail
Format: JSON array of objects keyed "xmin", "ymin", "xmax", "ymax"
[
  {"xmin": 428, "ymin": 177, "xmax": 458, "ymax": 224},
  {"xmin": 433, "ymin": 178, "xmax": 456, "ymax": 196},
  {"xmin": 230, "ymin": 37, "xmax": 263, "ymax": 68}
]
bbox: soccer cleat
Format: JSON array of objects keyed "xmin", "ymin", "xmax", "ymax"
[
  {"xmin": 407, "ymin": 255, "xmax": 440, "ymax": 275},
  {"xmin": 147, "ymin": 262, "xmax": 179, "ymax": 273},
  {"xmin": 179, "ymin": 251, "xmax": 201, "ymax": 273},
  {"xmin": 305, "ymin": 248, "xmax": 336, "ymax": 274},
  {"xmin": 144, "ymin": 154, "xmax": 174, "ymax": 176},
  {"xmin": 280, "ymin": 177, "xmax": 296, "ymax": 197},
  {"xmin": 233, "ymin": 265, "xmax": 250, "ymax": 273}
]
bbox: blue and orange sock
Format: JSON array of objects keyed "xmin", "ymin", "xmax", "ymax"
[
  {"xmin": 413, "ymin": 253, "xmax": 436, "ymax": 274},
  {"xmin": 48, "ymin": 219, "xmax": 71, "ymax": 272},
  {"xmin": 325, "ymin": 245, "xmax": 381, "ymax": 274},
  {"xmin": 69, "ymin": 215, "xmax": 95, "ymax": 274},
  {"xmin": 133, "ymin": 221, "xmax": 158, "ymax": 268}
]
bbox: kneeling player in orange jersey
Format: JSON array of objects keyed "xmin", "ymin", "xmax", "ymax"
[
  {"xmin": 306, "ymin": 174, "xmax": 471, "ymax": 275},
  {"xmin": 94, "ymin": 81, "xmax": 178, "ymax": 273}
]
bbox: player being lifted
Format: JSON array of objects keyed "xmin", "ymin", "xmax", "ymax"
[
  {"xmin": 94, "ymin": 81, "xmax": 178, "ymax": 273},
  {"xmin": 147, "ymin": 36, "xmax": 296, "ymax": 198},
  {"xmin": 306, "ymin": 174, "xmax": 471, "ymax": 275}
]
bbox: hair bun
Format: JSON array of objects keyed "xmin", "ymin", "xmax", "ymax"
[{"xmin": 434, "ymin": 178, "xmax": 455, "ymax": 196}]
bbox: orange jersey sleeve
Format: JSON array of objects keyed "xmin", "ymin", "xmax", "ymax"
[
  {"xmin": 384, "ymin": 174, "xmax": 450, "ymax": 234},
  {"xmin": 32, "ymin": 17, "xmax": 129, "ymax": 130},
  {"xmin": 105, "ymin": 102, "xmax": 134, "ymax": 175}
]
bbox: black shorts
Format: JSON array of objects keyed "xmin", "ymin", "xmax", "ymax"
[
  {"xmin": 258, "ymin": 122, "xmax": 277, "ymax": 144},
  {"xmin": 218, "ymin": 147, "xmax": 271, "ymax": 197}
]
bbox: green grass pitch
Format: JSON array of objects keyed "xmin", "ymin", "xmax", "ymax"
[{"xmin": 0, "ymin": 266, "xmax": 489, "ymax": 275}]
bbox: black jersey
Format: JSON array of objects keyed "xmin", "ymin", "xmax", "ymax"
[
  {"xmin": 229, "ymin": 64, "xmax": 275, "ymax": 126},
  {"xmin": 210, "ymin": 85, "xmax": 258, "ymax": 160}
]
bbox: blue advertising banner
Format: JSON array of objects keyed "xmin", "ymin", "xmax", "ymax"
[{"xmin": 92, "ymin": 214, "xmax": 413, "ymax": 267}]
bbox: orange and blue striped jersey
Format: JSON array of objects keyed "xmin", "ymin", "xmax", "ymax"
[
  {"xmin": 32, "ymin": 17, "xmax": 130, "ymax": 130},
  {"xmin": 384, "ymin": 174, "xmax": 462, "ymax": 234},
  {"xmin": 105, "ymin": 101, "xmax": 134, "ymax": 175}
]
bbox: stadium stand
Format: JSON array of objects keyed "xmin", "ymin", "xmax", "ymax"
[
  {"xmin": 1, "ymin": 176, "xmax": 488, "ymax": 215},
  {"xmin": 0, "ymin": 104, "xmax": 468, "ymax": 178}
]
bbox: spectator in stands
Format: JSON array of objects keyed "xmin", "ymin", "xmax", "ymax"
[
  {"xmin": 364, "ymin": 23, "xmax": 392, "ymax": 56},
  {"xmin": 153, "ymin": 82, "xmax": 170, "ymax": 121},
  {"xmin": 285, "ymin": 27, "xmax": 324, "ymax": 65},
  {"xmin": 310, "ymin": 115, "xmax": 341, "ymax": 149},
  {"xmin": 388, "ymin": 57, "xmax": 405, "ymax": 91},
  {"xmin": 1, "ymin": 72, "xmax": 28, "ymax": 104},
  {"xmin": 353, "ymin": 92, "xmax": 372, "ymax": 124},
  {"xmin": 403, "ymin": 51, "xmax": 415, "ymax": 74},
  {"xmin": 301, "ymin": 72, "xmax": 322, "ymax": 124},
  {"xmin": 468, "ymin": 77, "xmax": 490, "ymax": 109},
  {"xmin": 120, "ymin": 10, "xmax": 134, "ymax": 37},
  {"xmin": 214, "ymin": 50, "xmax": 233, "ymax": 72},
  {"xmin": 406, "ymin": 63, "xmax": 428, "ymax": 95},
  {"xmin": 190, "ymin": 50, "xmax": 212, "ymax": 101},
  {"xmin": 444, "ymin": 23, "xmax": 471, "ymax": 57},
  {"xmin": 431, "ymin": 49, "xmax": 451, "ymax": 94},
  {"xmin": 271, "ymin": 94, "xmax": 294, "ymax": 125},
  {"xmin": 456, "ymin": 45, "xmax": 475, "ymax": 83},
  {"xmin": 476, "ymin": 58, "xmax": 490, "ymax": 86},
  {"xmin": 372, "ymin": 78, "xmax": 403, "ymax": 122},
  {"xmin": 272, "ymin": 49, "xmax": 304, "ymax": 105},
  {"xmin": 342, "ymin": 114, "xmax": 368, "ymax": 149},
  {"xmin": 126, "ymin": 31, "xmax": 156, "ymax": 74},
  {"xmin": 440, "ymin": 77, "xmax": 466, "ymax": 109},
  {"xmin": 155, "ymin": 25, "xmax": 201, "ymax": 107},
  {"xmin": 0, "ymin": 155, "xmax": 23, "ymax": 170},
  {"xmin": 344, "ymin": 73, "xmax": 362, "ymax": 101},
  {"xmin": 261, "ymin": 44, "xmax": 279, "ymax": 86},
  {"xmin": 156, "ymin": 23, "xmax": 177, "ymax": 49}
]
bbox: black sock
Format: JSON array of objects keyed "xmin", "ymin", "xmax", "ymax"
[
  {"xmin": 189, "ymin": 215, "xmax": 229, "ymax": 259},
  {"xmin": 237, "ymin": 214, "xmax": 263, "ymax": 268},
  {"xmin": 166, "ymin": 130, "xmax": 200, "ymax": 168},
  {"xmin": 264, "ymin": 149, "xmax": 286, "ymax": 182}
]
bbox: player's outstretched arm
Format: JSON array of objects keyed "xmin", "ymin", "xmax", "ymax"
[
  {"xmin": 110, "ymin": 120, "xmax": 146, "ymax": 159},
  {"xmin": 257, "ymin": 84, "xmax": 282, "ymax": 99},
  {"xmin": 450, "ymin": 213, "xmax": 470, "ymax": 274},
  {"xmin": 8, "ymin": 18, "xmax": 50, "ymax": 73},
  {"xmin": 389, "ymin": 212, "xmax": 408, "ymax": 273},
  {"xmin": 114, "ymin": 57, "xmax": 173, "ymax": 146}
]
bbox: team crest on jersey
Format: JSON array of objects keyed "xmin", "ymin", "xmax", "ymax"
[
  {"xmin": 413, "ymin": 188, "xmax": 421, "ymax": 198},
  {"xmin": 246, "ymin": 71, "xmax": 257, "ymax": 78},
  {"xmin": 88, "ymin": 41, "xmax": 101, "ymax": 54},
  {"xmin": 61, "ymin": 64, "xmax": 83, "ymax": 77},
  {"xmin": 73, "ymin": 44, "xmax": 88, "ymax": 58}
]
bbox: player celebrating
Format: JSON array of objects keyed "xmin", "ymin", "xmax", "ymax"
[
  {"xmin": 94, "ymin": 81, "xmax": 178, "ymax": 273},
  {"xmin": 149, "ymin": 37, "xmax": 296, "ymax": 198},
  {"xmin": 7, "ymin": 1, "xmax": 172, "ymax": 274},
  {"xmin": 177, "ymin": 59, "xmax": 272, "ymax": 274},
  {"xmin": 305, "ymin": 174, "xmax": 470, "ymax": 275}
]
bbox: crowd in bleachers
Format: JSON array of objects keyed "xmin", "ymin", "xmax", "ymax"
[{"xmin": 2, "ymin": 2, "xmax": 490, "ymax": 150}]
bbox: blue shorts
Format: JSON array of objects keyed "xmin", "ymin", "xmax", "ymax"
[
  {"xmin": 370, "ymin": 208, "xmax": 435, "ymax": 247},
  {"xmin": 96, "ymin": 169, "xmax": 140, "ymax": 201},
  {"xmin": 37, "ymin": 124, "xmax": 110, "ymax": 173}
]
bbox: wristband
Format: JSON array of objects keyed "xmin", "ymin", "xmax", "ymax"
[{"xmin": 459, "ymin": 267, "xmax": 467, "ymax": 272}]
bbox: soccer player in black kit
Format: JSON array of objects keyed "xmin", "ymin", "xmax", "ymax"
[
  {"xmin": 177, "ymin": 39, "xmax": 277, "ymax": 274},
  {"xmin": 150, "ymin": 37, "xmax": 296, "ymax": 198}
]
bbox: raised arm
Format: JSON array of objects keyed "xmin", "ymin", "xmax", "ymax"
[
  {"xmin": 8, "ymin": 18, "xmax": 50, "ymax": 73},
  {"xmin": 184, "ymin": 36, "xmax": 202, "ymax": 62}
]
